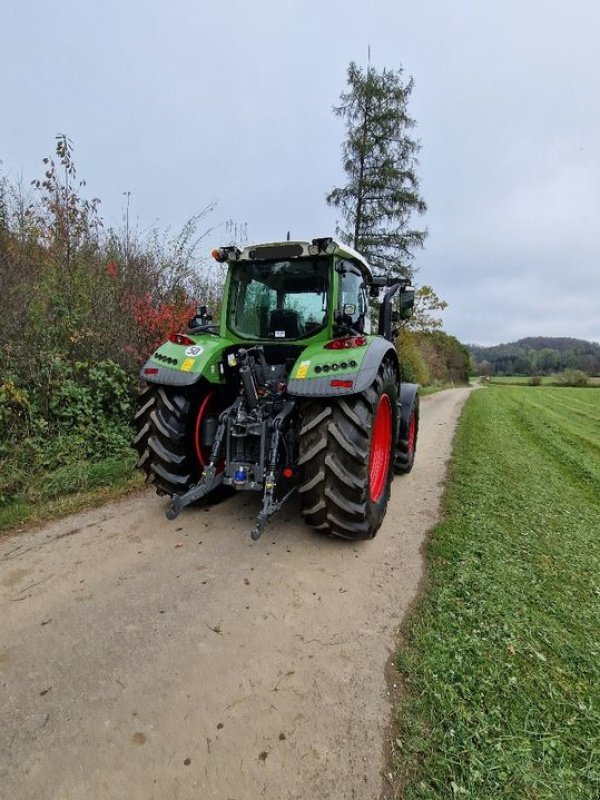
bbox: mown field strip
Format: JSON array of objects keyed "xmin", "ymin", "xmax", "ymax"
[
  {"xmin": 548, "ymin": 399, "xmax": 600, "ymax": 422},
  {"xmin": 394, "ymin": 386, "xmax": 600, "ymax": 800},
  {"xmin": 507, "ymin": 393, "xmax": 600, "ymax": 495}
]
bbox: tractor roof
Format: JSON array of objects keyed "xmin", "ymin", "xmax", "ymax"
[{"xmin": 231, "ymin": 239, "xmax": 374, "ymax": 279}]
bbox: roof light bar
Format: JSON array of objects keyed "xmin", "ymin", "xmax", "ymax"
[{"xmin": 311, "ymin": 237, "xmax": 336, "ymax": 254}]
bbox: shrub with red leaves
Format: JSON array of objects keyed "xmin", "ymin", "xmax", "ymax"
[{"xmin": 121, "ymin": 290, "xmax": 196, "ymax": 360}]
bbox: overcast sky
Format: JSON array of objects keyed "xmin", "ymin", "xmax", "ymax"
[{"xmin": 2, "ymin": 0, "xmax": 599, "ymax": 345}]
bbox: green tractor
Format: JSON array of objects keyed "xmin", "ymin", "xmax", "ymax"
[{"xmin": 133, "ymin": 237, "xmax": 419, "ymax": 541}]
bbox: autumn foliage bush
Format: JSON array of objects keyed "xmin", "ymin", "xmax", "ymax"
[
  {"xmin": 121, "ymin": 289, "xmax": 197, "ymax": 359},
  {"xmin": 0, "ymin": 136, "xmax": 224, "ymax": 510},
  {"xmin": 396, "ymin": 328, "xmax": 430, "ymax": 385},
  {"xmin": 396, "ymin": 285, "xmax": 471, "ymax": 387}
]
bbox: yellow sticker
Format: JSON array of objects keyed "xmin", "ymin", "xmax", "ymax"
[
  {"xmin": 181, "ymin": 358, "xmax": 195, "ymax": 372},
  {"xmin": 296, "ymin": 360, "xmax": 311, "ymax": 379}
]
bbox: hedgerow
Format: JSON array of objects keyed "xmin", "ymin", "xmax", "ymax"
[{"xmin": 0, "ymin": 136, "xmax": 225, "ymax": 517}]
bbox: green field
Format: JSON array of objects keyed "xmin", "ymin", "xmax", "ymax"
[{"xmin": 394, "ymin": 387, "xmax": 600, "ymax": 799}]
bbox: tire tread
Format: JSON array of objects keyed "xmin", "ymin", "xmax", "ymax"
[{"xmin": 298, "ymin": 362, "xmax": 398, "ymax": 540}]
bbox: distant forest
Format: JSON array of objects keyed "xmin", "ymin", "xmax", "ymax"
[{"xmin": 468, "ymin": 337, "xmax": 600, "ymax": 376}]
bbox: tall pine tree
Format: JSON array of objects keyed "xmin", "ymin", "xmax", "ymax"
[{"xmin": 327, "ymin": 62, "xmax": 427, "ymax": 278}]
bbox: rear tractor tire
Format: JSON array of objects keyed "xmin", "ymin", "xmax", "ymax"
[
  {"xmin": 298, "ymin": 362, "xmax": 398, "ymax": 541},
  {"xmin": 133, "ymin": 383, "xmax": 225, "ymax": 499}
]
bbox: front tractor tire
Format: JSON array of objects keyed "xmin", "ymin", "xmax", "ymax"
[
  {"xmin": 298, "ymin": 362, "xmax": 398, "ymax": 541},
  {"xmin": 395, "ymin": 394, "xmax": 419, "ymax": 474},
  {"xmin": 133, "ymin": 383, "xmax": 221, "ymax": 498}
]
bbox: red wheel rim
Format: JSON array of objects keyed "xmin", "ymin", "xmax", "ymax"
[
  {"xmin": 194, "ymin": 391, "xmax": 217, "ymax": 468},
  {"xmin": 407, "ymin": 411, "xmax": 417, "ymax": 454},
  {"xmin": 369, "ymin": 394, "xmax": 392, "ymax": 503}
]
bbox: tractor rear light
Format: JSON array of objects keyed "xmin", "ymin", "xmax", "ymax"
[
  {"xmin": 324, "ymin": 336, "xmax": 367, "ymax": 350},
  {"xmin": 168, "ymin": 333, "xmax": 195, "ymax": 346},
  {"xmin": 330, "ymin": 379, "xmax": 353, "ymax": 388},
  {"xmin": 144, "ymin": 367, "xmax": 159, "ymax": 375},
  {"xmin": 283, "ymin": 468, "xmax": 293, "ymax": 479}
]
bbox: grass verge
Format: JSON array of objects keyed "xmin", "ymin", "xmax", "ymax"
[
  {"xmin": 394, "ymin": 386, "xmax": 600, "ymax": 799},
  {"xmin": 0, "ymin": 452, "xmax": 143, "ymax": 533},
  {"xmin": 421, "ymin": 382, "xmax": 466, "ymax": 396}
]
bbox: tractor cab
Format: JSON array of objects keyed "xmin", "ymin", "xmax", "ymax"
[
  {"xmin": 226, "ymin": 254, "xmax": 330, "ymax": 341},
  {"xmin": 216, "ymin": 238, "xmax": 375, "ymax": 345}
]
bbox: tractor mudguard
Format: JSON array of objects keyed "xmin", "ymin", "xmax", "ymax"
[
  {"xmin": 140, "ymin": 335, "xmax": 228, "ymax": 386},
  {"xmin": 287, "ymin": 337, "xmax": 398, "ymax": 398},
  {"xmin": 399, "ymin": 382, "xmax": 419, "ymax": 437},
  {"xmin": 139, "ymin": 364, "xmax": 204, "ymax": 387},
  {"xmin": 352, "ymin": 338, "xmax": 399, "ymax": 393}
]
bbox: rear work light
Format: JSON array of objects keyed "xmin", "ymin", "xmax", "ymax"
[
  {"xmin": 310, "ymin": 237, "xmax": 337, "ymax": 254},
  {"xmin": 330, "ymin": 379, "xmax": 353, "ymax": 388},
  {"xmin": 211, "ymin": 245, "xmax": 240, "ymax": 262},
  {"xmin": 324, "ymin": 336, "xmax": 367, "ymax": 350},
  {"xmin": 211, "ymin": 248, "xmax": 227, "ymax": 262},
  {"xmin": 168, "ymin": 333, "xmax": 195, "ymax": 346}
]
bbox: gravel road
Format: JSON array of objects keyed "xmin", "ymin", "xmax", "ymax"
[{"xmin": 1, "ymin": 387, "xmax": 471, "ymax": 800}]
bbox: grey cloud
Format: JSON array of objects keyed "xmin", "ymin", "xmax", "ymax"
[{"xmin": 1, "ymin": 0, "xmax": 599, "ymax": 344}]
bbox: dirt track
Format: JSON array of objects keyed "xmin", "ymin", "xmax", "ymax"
[{"xmin": 1, "ymin": 387, "xmax": 471, "ymax": 800}]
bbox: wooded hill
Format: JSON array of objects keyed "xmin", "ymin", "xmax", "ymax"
[{"xmin": 468, "ymin": 337, "xmax": 600, "ymax": 376}]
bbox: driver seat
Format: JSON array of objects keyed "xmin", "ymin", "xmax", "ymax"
[{"xmin": 267, "ymin": 309, "xmax": 305, "ymax": 338}]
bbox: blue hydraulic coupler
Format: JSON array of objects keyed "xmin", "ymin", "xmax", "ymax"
[{"xmin": 234, "ymin": 468, "xmax": 247, "ymax": 486}]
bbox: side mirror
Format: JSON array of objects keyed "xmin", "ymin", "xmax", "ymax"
[{"xmin": 399, "ymin": 287, "xmax": 415, "ymax": 320}]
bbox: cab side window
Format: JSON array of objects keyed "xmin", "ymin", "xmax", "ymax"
[{"xmin": 338, "ymin": 261, "xmax": 369, "ymax": 333}]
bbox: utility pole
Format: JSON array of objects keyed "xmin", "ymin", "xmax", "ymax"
[{"xmin": 123, "ymin": 191, "xmax": 131, "ymax": 267}]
